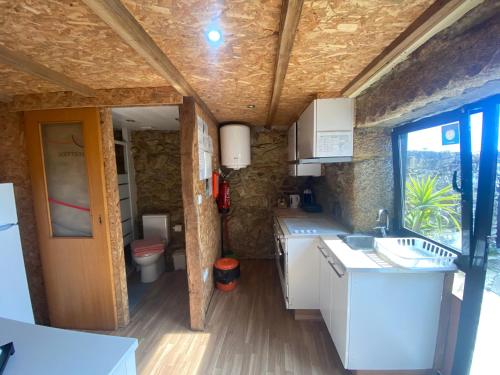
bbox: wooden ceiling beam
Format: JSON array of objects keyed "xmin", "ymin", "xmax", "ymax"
[
  {"xmin": 266, "ymin": 0, "xmax": 304, "ymax": 127},
  {"xmin": 82, "ymin": 0, "xmax": 217, "ymax": 124},
  {"xmin": 0, "ymin": 45, "xmax": 96, "ymax": 97},
  {"xmin": 341, "ymin": 0, "xmax": 482, "ymax": 98}
]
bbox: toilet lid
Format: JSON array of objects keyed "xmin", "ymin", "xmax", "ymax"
[{"xmin": 132, "ymin": 238, "xmax": 165, "ymax": 256}]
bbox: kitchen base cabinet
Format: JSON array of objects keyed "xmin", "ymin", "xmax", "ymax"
[
  {"xmin": 286, "ymin": 237, "xmax": 320, "ymax": 309},
  {"xmin": 318, "ymin": 246, "xmax": 445, "ymax": 371}
]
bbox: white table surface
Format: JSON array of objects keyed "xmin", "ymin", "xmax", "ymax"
[{"xmin": 0, "ymin": 318, "xmax": 137, "ymax": 375}]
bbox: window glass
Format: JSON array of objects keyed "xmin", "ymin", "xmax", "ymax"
[{"xmin": 402, "ymin": 122, "xmax": 462, "ymax": 251}]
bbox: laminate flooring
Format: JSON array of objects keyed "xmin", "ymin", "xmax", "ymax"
[{"xmin": 109, "ymin": 260, "xmax": 347, "ymax": 375}]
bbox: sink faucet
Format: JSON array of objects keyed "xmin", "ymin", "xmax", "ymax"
[{"xmin": 374, "ymin": 208, "xmax": 390, "ymax": 237}]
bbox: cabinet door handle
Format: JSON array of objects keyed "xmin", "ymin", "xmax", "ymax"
[
  {"xmin": 317, "ymin": 245, "xmax": 327, "ymax": 258},
  {"xmin": 328, "ymin": 259, "xmax": 345, "ymax": 278}
]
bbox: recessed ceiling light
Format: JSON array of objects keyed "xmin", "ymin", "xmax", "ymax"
[
  {"xmin": 207, "ymin": 29, "xmax": 221, "ymax": 43},
  {"xmin": 247, "ymin": 104, "xmax": 256, "ymax": 109}
]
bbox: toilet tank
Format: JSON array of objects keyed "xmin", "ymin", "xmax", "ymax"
[{"xmin": 142, "ymin": 214, "xmax": 170, "ymax": 244}]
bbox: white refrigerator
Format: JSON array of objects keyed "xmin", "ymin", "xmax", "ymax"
[{"xmin": 0, "ymin": 183, "xmax": 34, "ymax": 323}]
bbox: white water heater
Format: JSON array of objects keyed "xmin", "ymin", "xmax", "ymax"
[{"xmin": 220, "ymin": 124, "xmax": 251, "ymax": 170}]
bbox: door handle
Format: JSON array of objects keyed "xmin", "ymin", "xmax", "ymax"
[{"xmin": 452, "ymin": 170, "xmax": 462, "ymax": 193}]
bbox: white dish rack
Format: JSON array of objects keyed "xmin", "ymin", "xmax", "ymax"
[{"xmin": 375, "ymin": 237, "xmax": 457, "ymax": 271}]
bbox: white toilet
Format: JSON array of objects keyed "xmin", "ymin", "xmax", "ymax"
[{"xmin": 132, "ymin": 214, "xmax": 170, "ymax": 283}]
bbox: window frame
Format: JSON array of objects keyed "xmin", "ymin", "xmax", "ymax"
[
  {"xmin": 391, "ymin": 98, "xmax": 500, "ymax": 269},
  {"xmin": 392, "ymin": 108, "xmax": 469, "ymax": 259}
]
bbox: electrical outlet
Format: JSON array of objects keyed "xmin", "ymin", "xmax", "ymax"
[
  {"xmin": 203, "ymin": 268, "xmax": 209, "ymax": 283},
  {"xmin": 173, "ymin": 224, "xmax": 183, "ymax": 232}
]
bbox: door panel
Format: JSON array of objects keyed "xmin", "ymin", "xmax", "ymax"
[{"xmin": 25, "ymin": 108, "xmax": 117, "ymax": 330}]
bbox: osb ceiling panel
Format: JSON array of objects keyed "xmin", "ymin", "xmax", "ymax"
[
  {"xmin": 0, "ymin": 63, "xmax": 62, "ymax": 95},
  {"xmin": 123, "ymin": 0, "xmax": 282, "ymax": 125},
  {"xmin": 0, "ymin": 0, "xmax": 166, "ymax": 92},
  {"xmin": 273, "ymin": 0, "xmax": 435, "ymax": 126}
]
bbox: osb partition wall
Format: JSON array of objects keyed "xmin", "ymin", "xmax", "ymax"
[
  {"xmin": 180, "ymin": 97, "xmax": 221, "ymax": 330},
  {"xmin": 356, "ymin": 0, "xmax": 500, "ymax": 128},
  {"xmin": 0, "ymin": 106, "xmax": 49, "ymax": 324},
  {"xmin": 226, "ymin": 129, "xmax": 305, "ymax": 258},
  {"xmin": 99, "ymin": 109, "xmax": 129, "ymax": 327},
  {"xmin": 131, "ymin": 130, "xmax": 185, "ymax": 247}
]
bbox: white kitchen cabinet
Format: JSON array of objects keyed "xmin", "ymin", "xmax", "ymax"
[
  {"xmin": 297, "ymin": 98, "xmax": 354, "ymax": 160},
  {"xmin": 319, "ymin": 246, "xmax": 332, "ymax": 333},
  {"xmin": 288, "ymin": 122, "xmax": 321, "ymax": 176},
  {"xmin": 317, "ymin": 242, "xmax": 444, "ymax": 371},
  {"xmin": 329, "ymin": 253, "xmax": 349, "ymax": 364},
  {"xmin": 286, "ymin": 237, "xmax": 320, "ymax": 309}
]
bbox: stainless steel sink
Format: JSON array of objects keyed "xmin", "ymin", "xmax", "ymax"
[{"xmin": 339, "ymin": 234, "xmax": 376, "ymax": 251}]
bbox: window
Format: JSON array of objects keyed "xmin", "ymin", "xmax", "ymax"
[{"xmin": 394, "ymin": 116, "xmax": 466, "ymax": 253}]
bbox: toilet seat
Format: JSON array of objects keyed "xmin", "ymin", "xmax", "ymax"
[{"xmin": 132, "ymin": 238, "xmax": 165, "ymax": 257}]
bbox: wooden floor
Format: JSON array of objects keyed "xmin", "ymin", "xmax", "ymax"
[{"xmin": 110, "ymin": 260, "xmax": 347, "ymax": 375}]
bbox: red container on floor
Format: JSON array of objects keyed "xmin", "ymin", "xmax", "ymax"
[{"xmin": 214, "ymin": 258, "xmax": 240, "ymax": 292}]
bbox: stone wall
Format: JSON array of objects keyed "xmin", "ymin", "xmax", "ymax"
[
  {"xmin": 225, "ymin": 129, "xmax": 306, "ymax": 258},
  {"xmin": 356, "ymin": 0, "xmax": 500, "ymax": 128},
  {"xmin": 131, "ymin": 130, "xmax": 184, "ymax": 247},
  {"xmin": 315, "ymin": 127, "xmax": 393, "ymax": 232},
  {"xmin": 0, "ymin": 106, "xmax": 49, "ymax": 324}
]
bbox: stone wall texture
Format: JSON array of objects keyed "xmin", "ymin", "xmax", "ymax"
[
  {"xmin": 356, "ymin": 0, "xmax": 500, "ymax": 128},
  {"xmin": 316, "ymin": 127, "xmax": 393, "ymax": 232},
  {"xmin": 226, "ymin": 129, "xmax": 306, "ymax": 258},
  {"xmin": 0, "ymin": 106, "xmax": 49, "ymax": 324},
  {"xmin": 131, "ymin": 130, "xmax": 184, "ymax": 247}
]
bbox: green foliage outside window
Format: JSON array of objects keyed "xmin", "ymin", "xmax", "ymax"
[{"xmin": 405, "ymin": 176, "xmax": 461, "ymax": 235}]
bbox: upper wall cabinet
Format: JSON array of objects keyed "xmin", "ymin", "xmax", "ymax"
[
  {"xmin": 288, "ymin": 122, "xmax": 321, "ymax": 176},
  {"xmin": 297, "ymin": 98, "xmax": 354, "ymax": 161}
]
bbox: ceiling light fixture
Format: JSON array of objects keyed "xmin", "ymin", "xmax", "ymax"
[
  {"xmin": 247, "ymin": 104, "xmax": 256, "ymax": 109},
  {"xmin": 207, "ymin": 29, "xmax": 221, "ymax": 43}
]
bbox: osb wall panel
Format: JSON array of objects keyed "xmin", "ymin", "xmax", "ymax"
[
  {"xmin": 0, "ymin": 63, "xmax": 62, "ymax": 96},
  {"xmin": 131, "ymin": 130, "xmax": 185, "ymax": 247},
  {"xmin": 273, "ymin": 0, "xmax": 435, "ymax": 126},
  {"xmin": 0, "ymin": 0, "xmax": 165, "ymax": 91},
  {"xmin": 356, "ymin": 0, "xmax": 500, "ymax": 128},
  {"xmin": 0, "ymin": 106, "xmax": 49, "ymax": 324},
  {"xmin": 194, "ymin": 102, "xmax": 221, "ymax": 321},
  {"xmin": 8, "ymin": 86, "xmax": 182, "ymax": 112},
  {"xmin": 226, "ymin": 129, "xmax": 305, "ymax": 258},
  {"xmin": 180, "ymin": 97, "xmax": 220, "ymax": 330},
  {"xmin": 100, "ymin": 109, "xmax": 129, "ymax": 327},
  {"xmin": 124, "ymin": 0, "xmax": 282, "ymax": 125}
]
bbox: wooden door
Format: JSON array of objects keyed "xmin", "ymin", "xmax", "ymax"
[{"xmin": 25, "ymin": 108, "xmax": 117, "ymax": 330}]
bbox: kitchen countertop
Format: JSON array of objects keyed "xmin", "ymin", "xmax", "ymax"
[
  {"xmin": 274, "ymin": 209, "xmax": 349, "ymax": 238},
  {"xmin": 319, "ymin": 237, "xmax": 455, "ymax": 273},
  {"xmin": 274, "ymin": 209, "xmax": 453, "ymax": 273},
  {"xmin": 0, "ymin": 317, "xmax": 138, "ymax": 375}
]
